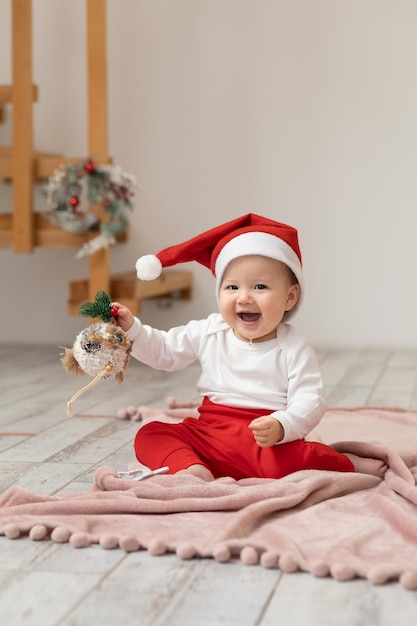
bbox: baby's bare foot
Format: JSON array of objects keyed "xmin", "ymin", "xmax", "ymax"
[
  {"xmin": 345, "ymin": 453, "xmax": 388, "ymax": 478},
  {"xmin": 176, "ymin": 464, "xmax": 215, "ymax": 481}
]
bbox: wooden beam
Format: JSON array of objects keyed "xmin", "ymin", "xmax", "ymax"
[
  {"xmin": 0, "ymin": 147, "xmax": 64, "ymax": 179},
  {"xmin": 12, "ymin": 0, "xmax": 34, "ymax": 253},
  {"xmin": 0, "ymin": 145, "xmax": 12, "ymax": 177},
  {"xmin": 68, "ymin": 271, "xmax": 193, "ymax": 316},
  {"xmin": 0, "ymin": 213, "xmax": 127, "ymax": 249},
  {"xmin": 0, "ymin": 84, "xmax": 38, "ymax": 104},
  {"xmin": 0, "ymin": 84, "xmax": 37, "ymax": 125},
  {"xmin": 86, "ymin": 0, "xmax": 110, "ymax": 298},
  {"xmin": 0, "ymin": 148, "xmax": 111, "ymax": 180},
  {"xmin": 86, "ymin": 0, "xmax": 108, "ymax": 161}
]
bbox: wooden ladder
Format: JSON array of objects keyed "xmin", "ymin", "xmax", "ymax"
[{"xmin": 0, "ymin": 0, "xmax": 192, "ymax": 315}]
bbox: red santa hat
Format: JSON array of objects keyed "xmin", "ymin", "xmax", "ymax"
[{"xmin": 136, "ymin": 213, "xmax": 304, "ymax": 319}]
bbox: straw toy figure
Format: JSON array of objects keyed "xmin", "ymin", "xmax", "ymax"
[{"xmin": 61, "ymin": 291, "xmax": 132, "ymax": 416}]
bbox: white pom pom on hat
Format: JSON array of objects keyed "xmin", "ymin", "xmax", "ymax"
[
  {"xmin": 135, "ymin": 213, "xmax": 304, "ymax": 319},
  {"xmin": 135, "ymin": 254, "xmax": 163, "ymax": 280}
]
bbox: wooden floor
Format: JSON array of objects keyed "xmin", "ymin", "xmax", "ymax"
[{"xmin": 1, "ymin": 344, "xmax": 417, "ymax": 626}]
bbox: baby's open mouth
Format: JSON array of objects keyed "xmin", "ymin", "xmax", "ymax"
[{"xmin": 238, "ymin": 312, "xmax": 260, "ymax": 322}]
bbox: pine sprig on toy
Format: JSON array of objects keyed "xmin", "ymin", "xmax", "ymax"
[{"xmin": 79, "ymin": 290, "xmax": 113, "ymax": 322}]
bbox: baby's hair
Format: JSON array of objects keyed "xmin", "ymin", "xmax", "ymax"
[{"xmin": 280, "ymin": 262, "xmax": 298, "ymax": 286}]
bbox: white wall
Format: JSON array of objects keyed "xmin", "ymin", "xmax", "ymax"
[{"xmin": 1, "ymin": 0, "xmax": 416, "ymax": 347}]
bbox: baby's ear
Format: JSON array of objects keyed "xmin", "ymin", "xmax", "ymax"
[
  {"xmin": 61, "ymin": 348, "xmax": 85, "ymax": 377},
  {"xmin": 286, "ymin": 284, "xmax": 300, "ymax": 310}
]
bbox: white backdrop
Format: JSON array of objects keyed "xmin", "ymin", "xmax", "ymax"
[{"xmin": 1, "ymin": 0, "xmax": 416, "ymax": 347}]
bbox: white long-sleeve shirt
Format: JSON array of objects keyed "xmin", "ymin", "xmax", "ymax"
[{"xmin": 126, "ymin": 313, "xmax": 328, "ymax": 444}]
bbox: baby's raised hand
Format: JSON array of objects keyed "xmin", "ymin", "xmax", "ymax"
[
  {"xmin": 248, "ymin": 415, "xmax": 284, "ymax": 447},
  {"xmin": 111, "ymin": 302, "xmax": 134, "ymax": 332}
]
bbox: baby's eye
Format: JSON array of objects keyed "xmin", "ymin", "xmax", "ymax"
[
  {"xmin": 254, "ymin": 284, "xmax": 267, "ymax": 290},
  {"xmin": 226, "ymin": 284, "xmax": 238, "ymax": 290}
]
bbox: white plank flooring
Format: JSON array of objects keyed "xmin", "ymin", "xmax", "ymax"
[{"xmin": 1, "ymin": 344, "xmax": 417, "ymax": 626}]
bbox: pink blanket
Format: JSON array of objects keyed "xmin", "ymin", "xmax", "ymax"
[{"xmin": 1, "ymin": 405, "xmax": 417, "ymax": 589}]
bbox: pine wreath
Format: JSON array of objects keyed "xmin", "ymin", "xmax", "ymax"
[{"xmin": 43, "ymin": 158, "xmax": 137, "ymax": 258}]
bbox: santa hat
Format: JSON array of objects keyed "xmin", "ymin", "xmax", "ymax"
[{"xmin": 136, "ymin": 213, "xmax": 304, "ymax": 319}]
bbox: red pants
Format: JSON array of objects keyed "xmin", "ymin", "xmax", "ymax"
[{"xmin": 134, "ymin": 397, "xmax": 354, "ymax": 480}]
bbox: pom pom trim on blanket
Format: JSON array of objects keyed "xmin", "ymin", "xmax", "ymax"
[{"xmin": 1, "ymin": 406, "xmax": 417, "ymax": 589}]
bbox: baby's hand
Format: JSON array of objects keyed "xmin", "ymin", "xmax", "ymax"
[
  {"xmin": 248, "ymin": 416, "xmax": 284, "ymax": 447},
  {"xmin": 111, "ymin": 301, "xmax": 134, "ymax": 332}
]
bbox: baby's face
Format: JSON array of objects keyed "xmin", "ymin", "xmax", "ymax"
[{"xmin": 218, "ymin": 255, "xmax": 299, "ymax": 343}]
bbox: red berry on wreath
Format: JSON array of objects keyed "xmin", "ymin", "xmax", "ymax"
[
  {"xmin": 69, "ymin": 196, "xmax": 79, "ymax": 207},
  {"xmin": 84, "ymin": 160, "xmax": 95, "ymax": 173}
]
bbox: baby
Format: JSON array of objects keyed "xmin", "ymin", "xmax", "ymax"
[{"xmin": 113, "ymin": 213, "xmax": 387, "ymax": 481}]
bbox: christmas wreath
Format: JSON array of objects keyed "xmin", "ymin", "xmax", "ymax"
[{"xmin": 43, "ymin": 159, "xmax": 137, "ymax": 258}]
